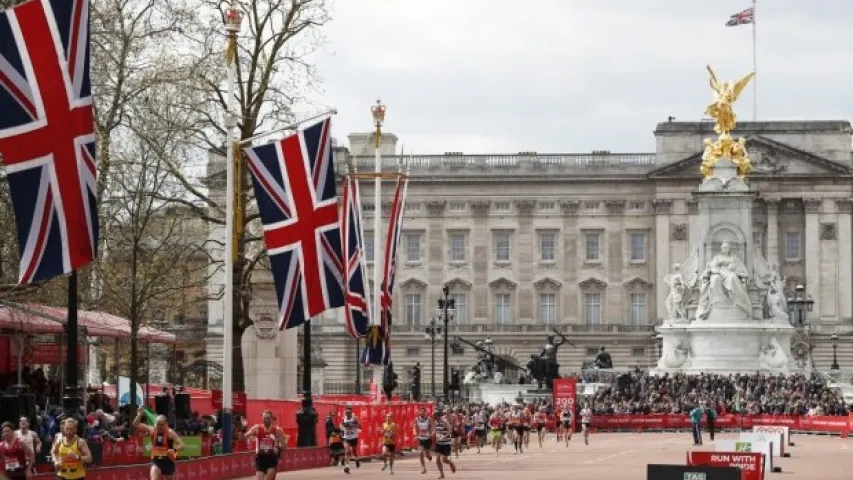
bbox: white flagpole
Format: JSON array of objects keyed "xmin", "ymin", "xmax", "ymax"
[
  {"xmin": 370, "ymin": 100, "xmax": 385, "ymax": 402},
  {"xmin": 752, "ymin": 0, "xmax": 758, "ymax": 120},
  {"xmin": 222, "ymin": 4, "xmax": 242, "ymax": 453}
]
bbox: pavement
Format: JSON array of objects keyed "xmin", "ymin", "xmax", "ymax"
[{"xmin": 251, "ymin": 432, "xmax": 853, "ymax": 480}]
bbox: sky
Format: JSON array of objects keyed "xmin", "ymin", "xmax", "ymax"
[{"xmin": 307, "ymin": 0, "xmax": 853, "ymax": 155}]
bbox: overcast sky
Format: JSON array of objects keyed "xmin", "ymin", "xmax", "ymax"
[{"xmin": 308, "ymin": 0, "xmax": 853, "ymax": 154}]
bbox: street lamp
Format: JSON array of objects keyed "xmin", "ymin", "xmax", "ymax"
[
  {"xmin": 830, "ymin": 334, "xmax": 840, "ymax": 370},
  {"xmin": 437, "ymin": 284, "xmax": 456, "ymax": 400},
  {"xmin": 424, "ymin": 318, "xmax": 443, "ymax": 398},
  {"xmin": 786, "ymin": 284, "xmax": 814, "ymax": 326}
]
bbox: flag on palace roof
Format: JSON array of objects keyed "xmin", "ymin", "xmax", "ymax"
[
  {"xmin": 242, "ymin": 118, "xmax": 345, "ymax": 330},
  {"xmin": 726, "ymin": 7, "xmax": 754, "ymax": 26}
]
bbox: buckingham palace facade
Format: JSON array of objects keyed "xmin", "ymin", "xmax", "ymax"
[{"xmin": 301, "ymin": 120, "xmax": 853, "ymax": 392}]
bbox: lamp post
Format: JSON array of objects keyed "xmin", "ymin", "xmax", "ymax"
[
  {"xmin": 830, "ymin": 334, "xmax": 840, "ymax": 371},
  {"xmin": 424, "ymin": 318, "xmax": 442, "ymax": 398},
  {"xmin": 786, "ymin": 284, "xmax": 814, "ymax": 326},
  {"xmin": 437, "ymin": 284, "xmax": 456, "ymax": 400}
]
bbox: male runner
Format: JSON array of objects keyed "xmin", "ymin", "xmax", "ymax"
[
  {"xmin": 487, "ymin": 409, "xmax": 503, "ymax": 455},
  {"xmin": 1, "ymin": 421, "xmax": 34, "ymax": 480},
  {"xmin": 450, "ymin": 408, "xmax": 464, "ymax": 458},
  {"xmin": 472, "ymin": 408, "xmax": 487, "ymax": 453},
  {"xmin": 521, "ymin": 403, "xmax": 533, "ymax": 449},
  {"xmin": 534, "ymin": 406, "xmax": 548, "ymax": 448},
  {"xmin": 133, "ymin": 413, "xmax": 184, "ymax": 480},
  {"xmin": 413, "ymin": 407, "xmax": 433, "ymax": 474},
  {"xmin": 579, "ymin": 402, "xmax": 593, "ymax": 445},
  {"xmin": 380, "ymin": 413, "xmax": 397, "ymax": 475},
  {"xmin": 508, "ymin": 404, "xmax": 524, "ymax": 454},
  {"xmin": 245, "ymin": 410, "xmax": 288, "ymax": 480},
  {"xmin": 340, "ymin": 407, "xmax": 361, "ymax": 473},
  {"xmin": 433, "ymin": 411, "xmax": 457, "ymax": 479}
]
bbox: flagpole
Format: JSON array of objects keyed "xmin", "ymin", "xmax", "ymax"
[
  {"xmin": 370, "ymin": 100, "xmax": 385, "ymax": 403},
  {"xmin": 222, "ymin": 4, "xmax": 243, "ymax": 455},
  {"xmin": 752, "ymin": 0, "xmax": 758, "ymax": 120}
]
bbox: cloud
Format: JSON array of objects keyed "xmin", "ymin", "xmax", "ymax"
[{"xmin": 308, "ymin": 0, "xmax": 853, "ymax": 154}]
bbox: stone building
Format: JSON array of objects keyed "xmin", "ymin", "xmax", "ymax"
[{"xmin": 206, "ymin": 120, "xmax": 853, "ymax": 398}]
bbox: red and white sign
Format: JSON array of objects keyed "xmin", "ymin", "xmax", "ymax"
[
  {"xmin": 687, "ymin": 451, "xmax": 765, "ymax": 480},
  {"xmin": 552, "ymin": 377, "xmax": 577, "ymax": 432},
  {"xmin": 211, "ymin": 390, "xmax": 248, "ymax": 414},
  {"xmin": 754, "ymin": 425, "xmax": 791, "ymax": 448}
]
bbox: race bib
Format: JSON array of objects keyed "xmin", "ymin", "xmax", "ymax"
[
  {"xmin": 259, "ymin": 438, "xmax": 275, "ymax": 451},
  {"xmin": 384, "ymin": 431, "xmax": 394, "ymax": 438},
  {"xmin": 152, "ymin": 446, "xmax": 168, "ymax": 457},
  {"xmin": 5, "ymin": 459, "xmax": 20, "ymax": 471}
]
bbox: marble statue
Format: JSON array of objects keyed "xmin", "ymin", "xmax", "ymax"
[
  {"xmin": 765, "ymin": 265, "xmax": 789, "ymax": 323},
  {"xmin": 661, "ymin": 338, "xmax": 690, "ymax": 369},
  {"xmin": 758, "ymin": 337, "xmax": 788, "ymax": 370},
  {"xmin": 663, "ymin": 263, "xmax": 689, "ymax": 321},
  {"xmin": 695, "ymin": 241, "xmax": 751, "ymax": 320}
]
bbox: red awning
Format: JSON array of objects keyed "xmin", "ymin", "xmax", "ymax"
[{"xmin": 0, "ymin": 303, "xmax": 176, "ymax": 344}]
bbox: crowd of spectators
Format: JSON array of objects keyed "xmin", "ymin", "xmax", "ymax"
[{"xmin": 591, "ymin": 370, "xmax": 848, "ymax": 417}]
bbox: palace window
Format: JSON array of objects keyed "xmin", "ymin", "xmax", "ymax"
[
  {"xmin": 540, "ymin": 293, "xmax": 556, "ymax": 326},
  {"xmin": 406, "ymin": 233, "xmax": 422, "ymax": 263},
  {"xmin": 630, "ymin": 232, "xmax": 646, "ymax": 262},
  {"xmin": 449, "ymin": 294, "xmax": 468, "ymax": 324},
  {"xmin": 785, "ymin": 231, "xmax": 801, "ymax": 261},
  {"xmin": 629, "ymin": 293, "xmax": 646, "ymax": 325},
  {"xmin": 539, "ymin": 232, "xmax": 556, "ymax": 262},
  {"xmin": 405, "ymin": 294, "xmax": 422, "ymax": 326},
  {"xmin": 495, "ymin": 293, "xmax": 512, "ymax": 325},
  {"xmin": 584, "ymin": 293, "xmax": 601, "ymax": 325},
  {"xmin": 450, "ymin": 233, "xmax": 467, "ymax": 262},
  {"xmin": 585, "ymin": 232, "xmax": 601, "ymax": 262},
  {"xmin": 494, "ymin": 231, "xmax": 511, "ymax": 262}
]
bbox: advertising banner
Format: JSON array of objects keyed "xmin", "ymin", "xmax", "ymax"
[
  {"xmin": 740, "ymin": 431, "xmax": 783, "ymax": 458},
  {"xmin": 142, "ymin": 435, "xmax": 203, "ymax": 458},
  {"xmin": 552, "ymin": 377, "xmax": 577, "ymax": 432},
  {"xmin": 648, "ymin": 464, "xmax": 740, "ymax": 480},
  {"xmin": 753, "ymin": 425, "xmax": 791, "ymax": 450},
  {"xmin": 211, "ymin": 390, "xmax": 248, "ymax": 414},
  {"xmin": 687, "ymin": 451, "xmax": 765, "ymax": 480},
  {"xmin": 715, "ymin": 440, "xmax": 774, "ymax": 473}
]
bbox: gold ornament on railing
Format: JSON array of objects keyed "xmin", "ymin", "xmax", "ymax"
[
  {"xmin": 700, "ymin": 65, "xmax": 755, "ymax": 179},
  {"xmin": 224, "ymin": 6, "xmax": 243, "ymax": 65}
]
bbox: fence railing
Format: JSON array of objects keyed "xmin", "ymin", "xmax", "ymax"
[{"xmin": 309, "ymin": 323, "xmax": 657, "ymax": 335}]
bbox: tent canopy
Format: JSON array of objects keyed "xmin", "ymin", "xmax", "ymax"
[{"xmin": 0, "ymin": 303, "xmax": 176, "ymax": 344}]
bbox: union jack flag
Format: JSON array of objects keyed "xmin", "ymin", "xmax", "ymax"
[
  {"xmin": 341, "ymin": 175, "xmax": 370, "ymax": 339},
  {"xmin": 0, "ymin": 0, "xmax": 99, "ymax": 284},
  {"xmin": 362, "ymin": 175, "xmax": 408, "ymax": 366},
  {"xmin": 242, "ymin": 118, "xmax": 345, "ymax": 330},
  {"xmin": 726, "ymin": 7, "xmax": 754, "ymax": 26}
]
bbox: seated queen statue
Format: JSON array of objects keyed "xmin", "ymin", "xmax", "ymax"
[{"xmin": 695, "ymin": 241, "xmax": 751, "ymax": 320}]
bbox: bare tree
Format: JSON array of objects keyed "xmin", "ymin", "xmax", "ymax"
[{"xmin": 164, "ymin": 0, "xmax": 330, "ymax": 392}]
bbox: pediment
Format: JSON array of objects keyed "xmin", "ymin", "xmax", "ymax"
[
  {"xmin": 623, "ymin": 277, "xmax": 653, "ymax": 290},
  {"xmin": 533, "ymin": 277, "xmax": 562, "ymax": 289},
  {"xmin": 399, "ymin": 278, "xmax": 427, "ymax": 289},
  {"xmin": 444, "ymin": 277, "xmax": 472, "ymax": 289},
  {"xmin": 488, "ymin": 277, "xmax": 517, "ymax": 290},
  {"xmin": 648, "ymin": 135, "xmax": 853, "ymax": 179},
  {"xmin": 578, "ymin": 277, "xmax": 607, "ymax": 289}
]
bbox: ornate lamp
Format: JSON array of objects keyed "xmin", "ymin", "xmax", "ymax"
[
  {"xmin": 830, "ymin": 334, "xmax": 840, "ymax": 370},
  {"xmin": 224, "ymin": 6, "xmax": 243, "ymax": 33}
]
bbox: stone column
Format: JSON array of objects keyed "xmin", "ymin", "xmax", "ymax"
[
  {"xmin": 765, "ymin": 199, "xmax": 780, "ymax": 266},
  {"xmin": 425, "ymin": 200, "xmax": 446, "ymax": 296},
  {"xmin": 687, "ymin": 200, "xmax": 699, "ymax": 255},
  {"xmin": 836, "ymin": 199, "xmax": 852, "ymax": 322},
  {"xmin": 803, "ymin": 198, "xmax": 822, "ymax": 320},
  {"xmin": 516, "ymin": 200, "xmax": 536, "ymax": 321},
  {"xmin": 605, "ymin": 200, "xmax": 626, "ymax": 324},
  {"xmin": 560, "ymin": 201, "xmax": 580, "ymax": 322},
  {"xmin": 471, "ymin": 201, "xmax": 490, "ymax": 321},
  {"xmin": 653, "ymin": 199, "xmax": 672, "ymax": 321}
]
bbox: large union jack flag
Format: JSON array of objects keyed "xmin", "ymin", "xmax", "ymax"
[
  {"xmin": 341, "ymin": 175, "xmax": 370, "ymax": 339},
  {"xmin": 242, "ymin": 118, "xmax": 345, "ymax": 330},
  {"xmin": 0, "ymin": 0, "xmax": 98, "ymax": 284}
]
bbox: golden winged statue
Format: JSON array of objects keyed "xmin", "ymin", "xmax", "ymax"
[{"xmin": 700, "ymin": 65, "xmax": 755, "ymax": 179}]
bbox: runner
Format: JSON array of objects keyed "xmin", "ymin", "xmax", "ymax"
[
  {"xmin": 380, "ymin": 412, "xmax": 397, "ymax": 475},
  {"xmin": 413, "ymin": 406, "xmax": 433, "ymax": 474},
  {"xmin": 489, "ymin": 408, "xmax": 504, "ymax": 455},
  {"xmin": 133, "ymin": 412, "xmax": 184, "ymax": 480},
  {"xmin": 340, "ymin": 407, "xmax": 362, "ymax": 473},
  {"xmin": 579, "ymin": 402, "xmax": 593, "ymax": 445},
  {"xmin": 559, "ymin": 407, "xmax": 573, "ymax": 447},
  {"xmin": 534, "ymin": 406, "xmax": 548, "ymax": 448},
  {"xmin": 508, "ymin": 404, "xmax": 524, "ymax": 454},
  {"xmin": 1, "ymin": 421, "xmax": 33, "ymax": 480},
  {"xmin": 461, "ymin": 409, "xmax": 474, "ymax": 453},
  {"xmin": 327, "ymin": 425, "xmax": 345, "ymax": 468},
  {"xmin": 52, "ymin": 418, "xmax": 92, "ymax": 480},
  {"xmin": 450, "ymin": 408, "xmax": 463, "ymax": 458},
  {"xmin": 472, "ymin": 408, "xmax": 487, "ymax": 453},
  {"xmin": 15, "ymin": 417, "xmax": 41, "ymax": 476},
  {"xmin": 245, "ymin": 410, "xmax": 288, "ymax": 480},
  {"xmin": 433, "ymin": 410, "xmax": 457, "ymax": 479},
  {"xmin": 521, "ymin": 403, "xmax": 532, "ymax": 449}
]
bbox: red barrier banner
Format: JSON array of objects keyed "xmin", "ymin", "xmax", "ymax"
[
  {"xmin": 211, "ymin": 390, "xmax": 248, "ymax": 414},
  {"xmin": 687, "ymin": 451, "xmax": 765, "ymax": 480},
  {"xmin": 552, "ymin": 377, "xmax": 577, "ymax": 432},
  {"xmin": 589, "ymin": 413, "xmax": 850, "ymax": 436}
]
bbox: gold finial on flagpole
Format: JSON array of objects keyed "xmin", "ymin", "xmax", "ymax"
[
  {"xmin": 371, "ymin": 99, "xmax": 386, "ymax": 149},
  {"xmin": 700, "ymin": 65, "xmax": 755, "ymax": 179},
  {"xmin": 224, "ymin": 3, "xmax": 243, "ymax": 65}
]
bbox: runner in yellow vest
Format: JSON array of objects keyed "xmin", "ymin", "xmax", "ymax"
[
  {"xmin": 380, "ymin": 413, "xmax": 397, "ymax": 475},
  {"xmin": 52, "ymin": 419, "xmax": 92, "ymax": 480}
]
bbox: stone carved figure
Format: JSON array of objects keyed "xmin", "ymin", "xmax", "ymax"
[
  {"xmin": 664, "ymin": 264, "xmax": 689, "ymax": 322},
  {"xmin": 695, "ymin": 242, "xmax": 751, "ymax": 320},
  {"xmin": 661, "ymin": 338, "xmax": 691, "ymax": 369},
  {"xmin": 765, "ymin": 265, "xmax": 789, "ymax": 323},
  {"xmin": 594, "ymin": 346, "xmax": 613, "ymax": 369},
  {"xmin": 758, "ymin": 337, "xmax": 788, "ymax": 370}
]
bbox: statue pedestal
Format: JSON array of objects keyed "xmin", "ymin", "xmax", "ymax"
[{"xmin": 654, "ymin": 319, "xmax": 796, "ymax": 375}]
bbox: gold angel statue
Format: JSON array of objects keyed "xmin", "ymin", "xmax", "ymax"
[{"xmin": 705, "ymin": 65, "xmax": 754, "ymax": 135}]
